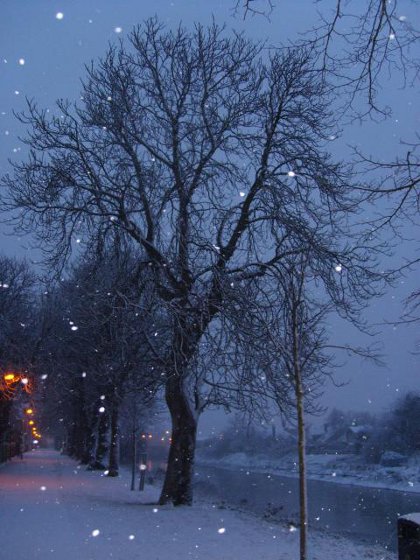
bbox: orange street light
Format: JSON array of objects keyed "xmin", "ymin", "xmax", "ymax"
[
  {"xmin": 4, "ymin": 373, "xmax": 17, "ymax": 382},
  {"xmin": 25, "ymin": 408, "xmax": 33, "ymax": 415},
  {"xmin": 28, "ymin": 420, "xmax": 34, "ymax": 425}
]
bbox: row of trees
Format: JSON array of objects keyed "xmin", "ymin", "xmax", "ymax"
[{"xmin": 0, "ymin": 256, "xmax": 37, "ymax": 462}]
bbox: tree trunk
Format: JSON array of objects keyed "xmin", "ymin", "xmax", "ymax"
[
  {"xmin": 293, "ymin": 307, "xmax": 308, "ymax": 560},
  {"xmin": 296, "ymin": 385, "xmax": 307, "ymax": 560},
  {"xmin": 107, "ymin": 402, "xmax": 119, "ymax": 477},
  {"xmin": 95, "ymin": 412, "xmax": 108, "ymax": 468},
  {"xmin": 131, "ymin": 427, "xmax": 137, "ymax": 491},
  {"xmin": 159, "ymin": 377, "xmax": 198, "ymax": 506}
]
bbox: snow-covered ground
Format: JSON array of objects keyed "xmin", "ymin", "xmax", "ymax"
[
  {"xmin": 197, "ymin": 451, "xmax": 420, "ymax": 494},
  {"xmin": 0, "ymin": 449, "xmax": 394, "ymax": 559}
]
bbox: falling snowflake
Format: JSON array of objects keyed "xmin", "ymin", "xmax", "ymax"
[
  {"xmin": 334, "ymin": 264, "xmax": 342, "ymax": 273},
  {"xmin": 287, "ymin": 171, "xmax": 296, "ymax": 177},
  {"xmin": 239, "ymin": 191, "xmax": 246, "ymax": 197}
]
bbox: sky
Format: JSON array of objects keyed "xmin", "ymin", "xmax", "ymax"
[{"xmin": 0, "ymin": 0, "xmax": 418, "ymax": 434}]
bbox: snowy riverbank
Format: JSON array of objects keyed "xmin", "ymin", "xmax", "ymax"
[
  {"xmin": 197, "ymin": 451, "xmax": 420, "ymax": 494},
  {"xmin": 0, "ymin": 449, "xmax": 395, "ymax": 560}
]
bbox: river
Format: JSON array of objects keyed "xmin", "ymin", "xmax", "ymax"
[{"xmin": 192, "ymin": 463, "xmax": 420, "ymax": 552}]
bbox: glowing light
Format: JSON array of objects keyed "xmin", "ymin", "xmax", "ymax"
[
  {"xmin": 140, "ymin": 464, "xmax": 147, "ymax": 471},
  {"xmin": 33, "ymin": 439, "xmax": 39, "ymax": 444},
  {"xmin": 40, "ymin": 486, "xmax": 46, "ymax": 491},
  {"xmin": 29, "ymin": 420, "xmax": 34, "ymax": 425},
  {"xmin": 71, "ymin": 325, "xmax": 78, "ymax": 331},
  {"xmin": 4, "ymin": 373, "xmax": 16, "ymax": 382},
  {"xmin": 55, "ymin": 12, "xmax": 64, "ymax": 20},
  {"xmin": 287, "ymin": 171, "xmax": 296, "ymax": 177},
  {"xmin": 18, "ymin": 58, "xmax": 25, "ymax": 66},
  {"xmin": 25, "ymin": 408, "xmax": 33, "ymax": 415},
  {"xmin": 128, "ymin": 535, "xmax": 135, "ymax": 540},
  {"xmin": 21, "ymin": 377, "xmax": 29, "ymax": 385},
  {"xmin": 114, "ymin": 27, "xmax": 123, "ymax": 33},
  {"xmin": 218, "ymin": 528, "xmax": 226, "ymax": 534},
  {"xmin": 239, "ymin": 191, "xmax": 246, "ymax": 197},
  {"xmin": 334, "ymin": 264, "xmax": 342, "ymax": 273},
  {"xmin": 91, "ymin": 529, "xmax": 100, "ymax": 537},
  {"xmin": 41, "ymin": 374, "xmax": 48, "ymax": 380},
  {"xmin": 389, "ymin": 33, "xmax": 396, "ymax": 40},
  {"xmin": 99, "ymin": 406, "xmax": 105, "ymax": 413}
]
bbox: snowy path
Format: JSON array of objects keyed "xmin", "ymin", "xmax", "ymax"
[{"xmin": 0, "ymin": 449, "xmax": 394, "ymax": 560}]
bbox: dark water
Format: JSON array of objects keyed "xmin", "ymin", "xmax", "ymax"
[{"xmin": 192, "ymin": 464, "xmax": 420, "ymax": 552}]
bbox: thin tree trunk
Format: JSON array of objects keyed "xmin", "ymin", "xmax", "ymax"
[
  {"xmin": 293, "ymin": 306, "xmax": 307, "ymax": 560},
  {"xmin": 159, "ymin": 377, "xmax": 198, "ymax": 506},
  {"xmin": 107, "ymin": 402, "xmax": 119, "ymax": 477},
  {"xmin": 296, "ymin": 384, "xmax": 307, "ymax": 560}
]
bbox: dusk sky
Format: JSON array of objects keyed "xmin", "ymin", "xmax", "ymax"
[{"xmin": 1, "ymin": 0, "xmax": 418, "ymax": 433}]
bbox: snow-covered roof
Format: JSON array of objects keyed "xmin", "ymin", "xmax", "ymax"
[{"xmin": 399, "ymin": 512, "xmax": 420, "ymax": 524}]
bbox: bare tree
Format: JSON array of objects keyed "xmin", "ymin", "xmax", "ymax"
[
  {"xmin": 2, "ymin": 19, "xmax": 386, "ymax": 505},
  {"xmin": 237, "ymin": 1, "xmax": 419, "ymax": 114},
  {"xmin": 36, "ymin": 244, "xmax": 159, "ymax": 470}
]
